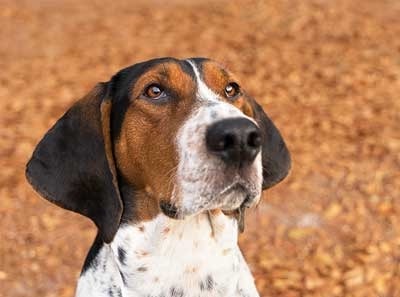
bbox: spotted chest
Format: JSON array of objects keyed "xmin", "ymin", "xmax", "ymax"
[{"xmin": 76, "ymin": 213, "xmax": 259, "ymax": 297}]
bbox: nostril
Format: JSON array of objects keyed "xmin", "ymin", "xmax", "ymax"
[
  {"xmin": 210, "ymin": 133, "xmax": 236, "ymax": 151},
  {"xmin": 247, "ymin": 131, "xmax": 261, "ymax": 148},
  {"xmin": 223, "ymin": 133, "xmax": 236, "ymax": 150}
]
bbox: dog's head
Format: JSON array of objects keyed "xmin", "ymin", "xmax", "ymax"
[{"xmin": 26, "ymin": 57, "xmax": 291, "ymax": 243}]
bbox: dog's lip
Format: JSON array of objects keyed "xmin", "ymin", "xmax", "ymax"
[
  {"xmin": 219, "ymin": 182, "xmax": 246, "ymax": 196},
  {"xmin": 222, "ymin": 180, "xmax": 261, "ymax": 207},
  {"xmin": 160, "ymin": 200, "xmax": 183, "ymax": 220},
  {"xmin": 218, "ymin": 180, "xmax": 256, "ymax": 197}
]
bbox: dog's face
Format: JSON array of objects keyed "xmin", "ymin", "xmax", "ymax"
[{"xmin": 26, "ymin": 57, "xmax": 291, "ymax": 243}]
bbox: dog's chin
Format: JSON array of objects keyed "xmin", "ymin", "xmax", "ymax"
[
  {"xmin": 216, "ymin": 183, "xmax": 252, "ymax": 210},
  {"xmin": 165, "ymin": 182, "xmax": 260, "ymax": 219},
  {"xmin": 220, "ymin": 184, "xmax": 261, "ymax": 210}
]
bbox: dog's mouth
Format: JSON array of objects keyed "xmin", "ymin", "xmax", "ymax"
[
  {"xmin": 160, "ymin": 181, "xmax": 259, "ymax": 220},
  {"xmin": 217, "ymin": 181, "xmax": 255, "ymax": 209}
]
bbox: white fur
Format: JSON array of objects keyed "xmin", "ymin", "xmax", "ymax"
[
  {"xmin": 76, "ymin": 213, "xmax": 259, "ymax": 297},
  {"xmin": 173, "ymin": 60, "xmax": 262, "ymax": 217}
]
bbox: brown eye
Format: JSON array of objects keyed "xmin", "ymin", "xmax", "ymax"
[
  {"xmin": 225, "ymin": 82, "xmax": 240, "ymax": 98},
  {"xmin": 144, "ymin": 84, "xmax": 165, "ymax": 99}
]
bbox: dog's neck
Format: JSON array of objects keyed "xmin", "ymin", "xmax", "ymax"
[{"xmin": 76, "ymin": 212, "xmax": 259, "ymax": 297}]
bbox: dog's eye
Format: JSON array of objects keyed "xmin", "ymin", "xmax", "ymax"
[
  {"xmin": 144, "ymin": 84, "xmax": 165, "ymax": 99},
  {"xmin": 225, "ymin": 82, "xmax": 240, "ymax": 98}
]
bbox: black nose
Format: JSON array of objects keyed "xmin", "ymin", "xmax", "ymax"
[{"xmin": 206, "ymin": 118, "xmax": 261, "ymax": 165}]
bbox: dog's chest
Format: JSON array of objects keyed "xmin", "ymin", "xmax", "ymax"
[{"xmin": 77, "ymin": 213, "xmax": 257, "ymax": 297}]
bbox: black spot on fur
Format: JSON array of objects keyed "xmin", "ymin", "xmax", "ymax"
[
  {"xmin": 206, "ymin": 275, "xmax": 214, "ymax": 290},
  {"xmin": 107, "ymin": 286, "xmax": 122, "ymax": 297},
  {"xmin": 119, "ymin": 270, "xmax": 127, "ymax": 286},
  {"xmin": 170, "ymin": 287, "xmax": 184, "ymax": 297},
  {"xmin": 117, "ymin": 289, "xmax": 122, "ymax": 297},
  {"xmin": 238, "ymin": 288, "xmax": 251, "ymax": 297},
  {"xmin": 199, "ymin": 282, "xmax": 204, "ymax": 291},
  {"xmin": 118, "ymin": 247, "xmax": 127, "ymax": 265},
  {"xmin": 210, "ymin": 110, "xmax": 218, "ymax": 119},
  {"xmin": 137, "ymin": 266, "xmax": 147, "ymax": 272},
  {"xmin": 200, "ymin": 275, "xmax": 214, "ymax": 291}
]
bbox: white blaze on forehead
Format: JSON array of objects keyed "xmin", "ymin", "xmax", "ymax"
[
  {"xmin": 185, "ymin": 58, "xmax": 258, "ymax": 124},
  {"xmin": 186, "ymin": 59, "xmax": 221, "ymax": 103}
]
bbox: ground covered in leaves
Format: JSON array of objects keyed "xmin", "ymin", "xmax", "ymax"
[{"xmin": 1, "ymin": 0, "xmax": 399, "ymax": 296}]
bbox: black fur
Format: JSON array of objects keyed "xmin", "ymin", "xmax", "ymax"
[
  {"xmin": 159, "ymin": 201, "xmax": 179, "ymax": 219},
  {"xmin": 25, "ymin": 83, "xmax": 123, "ymax": 243},
  {"xmin": 107, "ymin": 286, "xmax": 122, "ymax": 297},
  {"xmin": 250, "ymin": 98, "xmax": 291, "ymax": 189},
  {"xmin": 118, "ymin": 247, "xmax": 127, "ymax": 265},
  {"xmin": 169, "ymin": 287, "xmax": 184, "ymax": 297},
  {"xmin": 199, "ymin": 275, "xmax": 214, "ymax": 291},
  {"xmin": 119, "ymin": 270, "xmax": 127, "ymax": 286},
  {"xmin": 81, "ymin": 233, "xmax": 103, "ymax": 273},
  {"xmin": 118, "ymin": 175, "xmax": 138, "ymax": 224}
]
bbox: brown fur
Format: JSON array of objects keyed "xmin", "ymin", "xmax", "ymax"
[
  {"xmin": 114, "ymin": 62, "xmax": 197, "ymax": 221},
  {"xmin": 201, "ymin": 61, "xmax": 254, "ymax": 118}
]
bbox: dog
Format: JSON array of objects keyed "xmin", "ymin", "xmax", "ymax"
[{"xmin": 26, "ymin": 57, "xmax": 291, "ymax": 297}]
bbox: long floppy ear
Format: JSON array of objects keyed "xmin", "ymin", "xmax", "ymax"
[
  {"xmin": 26, "ymin": 83, "xmax": 123, "ymax": 243},
  {"xmin": 250, "ymin": 98, "xmax": 291, "ymax": 190}
]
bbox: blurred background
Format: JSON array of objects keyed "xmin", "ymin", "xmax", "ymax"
[{"xmin": 1, "ymin": 0, "xmax": 399, "ymax": 296}]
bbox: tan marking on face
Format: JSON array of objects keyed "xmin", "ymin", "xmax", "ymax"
[
  {"xmin": 201, "ymin": 61, "xmax": 255, "ymax": 118},
  {"xmin": 114, "ymin": 61, "xmax": 196, "ymax": 222},
  {"xmin": 185, "ymin": 266, "xmax": 197, "ymax": 273},
  {"xmin": 222, "ymin": 248, "xmax": 232, "ymax": 255},
  {"xmin": 135, "ymin": 250, "xmax": 149, "ymax": 257}
]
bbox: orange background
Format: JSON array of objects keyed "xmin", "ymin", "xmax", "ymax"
[{"xmin": 1, "ymin": 1, "xmax": 399, "ymax": 296}]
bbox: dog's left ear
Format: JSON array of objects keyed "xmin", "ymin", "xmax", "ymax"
[
  {"xmin": 250, "ymin": 98, "xmax": 291, "ymax": 189},
  {"xmin": 26, "ymin": 83, "xmax": 123, "ymax": 243}
]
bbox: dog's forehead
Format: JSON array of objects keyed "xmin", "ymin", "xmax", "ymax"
[
  {"xmin": 188, "ymin": 58, "xmax": 232, "ymax": 79},
  {"xmin": 110, "ymin": 58, "xmax": 193, "ymax": 99},
  {"xmin": 187, "ymin": 58, "xmax": 239, "ymax": 91},
  {"xmin": 110, "ymin": 58, "xmax": 234, "ymax": 98}
]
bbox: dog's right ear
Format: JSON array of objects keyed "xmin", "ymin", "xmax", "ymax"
[
  {"xmin": 249, "ymin": 97, "xmax": 291, "ymax": 190},
  {"xmin": 26, "ymin": 83, "xmax": 123, "ymax": 243}
]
